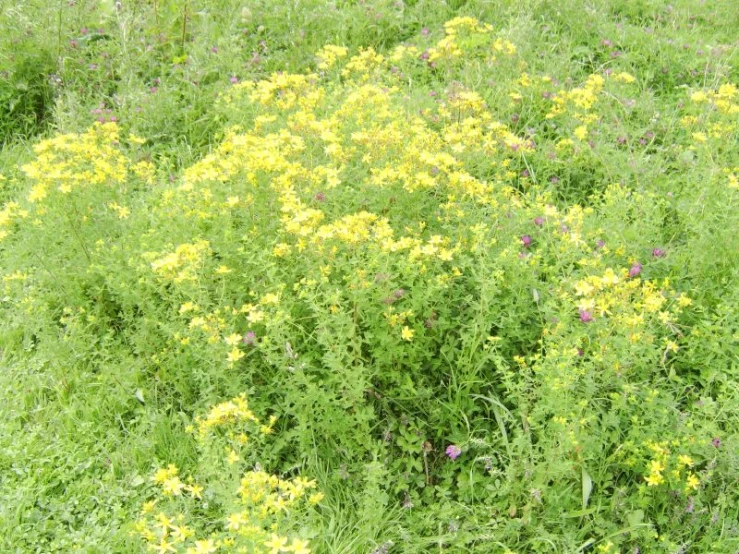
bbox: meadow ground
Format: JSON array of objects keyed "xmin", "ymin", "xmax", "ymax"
[{"xmin": 0, "ymin": 1, "xmax": 738, "ymax": 552}]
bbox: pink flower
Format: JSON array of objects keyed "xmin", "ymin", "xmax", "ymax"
[
  {"xmin": 445, "ymin": 445, "xmax": 462, "ymax": 460},
  {"xmin": 652, "ymin": 248, "xmax": 666, "ymax": 258},
  {"xmin": 629, "ymin": 263, "xmax": 642, "ymax": 278},
  {"xmin": 579, "ymin": 309, "xmax": 594, "ymax": 323},
  {"xmin": 521, "ymin": 235, "xmax": 532, "ymax": 248}
]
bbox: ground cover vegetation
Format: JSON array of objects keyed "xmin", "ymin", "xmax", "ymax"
[{"xmin": 0, "ymin": 0, "xmax": 738, "ymax": 552}]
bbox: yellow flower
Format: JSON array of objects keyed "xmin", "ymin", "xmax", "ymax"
[
  {"xmin": 161, "ymin": 476, "xmax": 186, "ymax": 496},
  {"xmin": 690, "ymin": 91, "xmax": 708, "ymax": 103},
  {"xmin": 264, "ymin": 534, "xmax": 288, "ymax": 554},
  {"xmin": 153, "ymin": 464, "xmax": 179, "ymax": 484},
  {"xmin": 226, "ymin": 511, "xmax": 249, "ymax": 531},
  {"xmin": 187, "ymin": 483, "xmax": 204, "ymax": 499},
  {"xmin": 289, "ymin": 538, "xmax": 311, "ymax": 554},
  {"xmin": 141, "ymin": 500, "xmax": 157, "ymax": 514},
  {"xmin": 227, "ymin": 348, "xmax": 245, "ymax": 364},
  {"xmin": 613, "ymin": 72, "xmax": 636, "ymax": 83},
  {"xmin": 401, "ymin": 326, "xmax": 414, "ymax": 341},
  {"xmin": 155, "ymin": 512, "xmax": 173, "ymax": 530},
  {"xmin": 226, "ymin": 449, "xmax": 240, "ymax": 465},
  {"xmin": 644, "ymin": 472, "xmax": 664, "ymax": 487},
  {"xmin": 151, "ymin": 538, "xmax": 177, "ymax": 554},
  {"xmin": 225, "ymin": 333, "xmax": 243, "ymax": 346},
  {"xmin": 685, "ymin": 473, "xmax": 700, "ymax": 491},
  {"xmin": 273, "ymin": 243, "xmax": 291, "ymax": 257},
  {"xmin": 677, "ymin": 455, "xmax": 694, "ymax": 468},
  {"xmin": 187, "ymin": 539, "xmax": 217, "ymax": 554},
  {"xmin": 261, "ymin": 292, "xmax": 280, "ymax": 304},
  {"xmin": 247, "ymin": 309, "xmax": 265, "ymax": 324},
  {"xmin": 171, "ymin": 524, "xmax": 194, "ymax": 542}
]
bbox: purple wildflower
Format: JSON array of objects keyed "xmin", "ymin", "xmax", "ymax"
[
  {"xmin": 243, "ymin": 331, "xmax": 257, "ymax": 345},
  {"xmin": 534, "ymin": 217, "xmax": 544, "ymax": 227},
  {"xmin": 629, "ymin": 263, "xmax": 643, "ymax": 278},
  {"xmin": 579, "ymin": 309, "xmax": 594, "ymax": 323},
  {"xmin": 445, "ymin": 445, "xmax": 462, "ymax": 460},
  {"xmin": 712, "ymin": 437, "xmax": 721, "ymax": 448},
  {"xmin": 521, "ymin": 235, "xmax": 533, "ymax": 248},
  {"xmin": 652, "ymin": 248, "xmax": 666, "ymax": 258}
]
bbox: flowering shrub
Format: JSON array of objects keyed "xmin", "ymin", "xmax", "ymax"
[
  {"xmin": 133, "ymin": 394, "xmax": 322, "ymax": 554},
  {"xmin": 1, "ymin": 6, "xmax": 738, "ymax": 554}
]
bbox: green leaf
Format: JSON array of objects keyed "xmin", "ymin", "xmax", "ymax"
[{"xmin": 582, "ymin": 466, "xmax": 593, "ymax": 509}]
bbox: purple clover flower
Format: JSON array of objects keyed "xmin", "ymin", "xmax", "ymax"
[
  {"xmin": 629, "ymin": 263, "xmax": 642, "ymax": 278},
  {"xmin": 521, "ymin": 235, "xmax": 533, "ymax": 248},
  {"xmin": 445, "ymin": 445, "xmax": 462, "ymax": 460},
  {"xmin": 243, "ymin": 331, "xmax": 257, "ymax": 345},
  {"xmin": 579, "ymin": 309, "xmax": 594, "ymax": 323},
  {"xmin": 652, "ymin": 248, "xmax": 666, "ymax": 258}
]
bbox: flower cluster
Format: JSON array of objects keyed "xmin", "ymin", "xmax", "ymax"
[{"xmin": 133, "ymin": 394, "xmax": 321, "ymax": 554}]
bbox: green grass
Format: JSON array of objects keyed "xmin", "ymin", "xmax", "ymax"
[{"xmin": 1, "ymin": 1, "xmax": 738, "ymax": 552}]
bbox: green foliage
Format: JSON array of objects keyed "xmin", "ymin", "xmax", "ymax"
[
  {"xmin": 1, "ymin": 1, "xmax": 739, "ymax": 553},
  {"xmin": 0, "ymin": 43, "xmax": 56, "ymax": 144}
]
